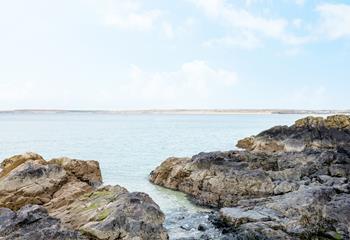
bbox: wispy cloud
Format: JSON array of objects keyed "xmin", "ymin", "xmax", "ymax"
[
  {"xmin": 188, "ymin": 0, "xmax": 311, "ymax": 49},
  {"xmin": 189, "ymin": 0, "xmax": 287, "ymax": 38},
  {"xmin": 316, "ymin": 3, "xmax": 350, "ymax": 40}
]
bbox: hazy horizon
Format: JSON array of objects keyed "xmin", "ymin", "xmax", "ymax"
[
  {"xmin": 0, "ymin": 0, "xmax": 349, "ymax": 110},
  {"xmin": 1, "ymin": 108, "xmax": 349, "ymax": 113}
]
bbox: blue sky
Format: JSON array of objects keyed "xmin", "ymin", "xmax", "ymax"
[{"xmin": 0, "ymin": 0, "xmax": 349, "ymax": 110}]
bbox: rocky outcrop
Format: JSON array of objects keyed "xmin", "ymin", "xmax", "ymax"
[
  {"xmin": 218, "ymin": 186, "xmax": 350, "ymax": 239},
  {"xmin": 50, "ymin": 185, "xmax": 167, "ymax": 240},
  {"xmin": 0, "ymin": 154, "xmax": 100, "ymax": 210},
  {"xmin": 49, "ymin": 157, "xmax": 102, "ymax": 187},
  {"xmin": 150, "ymin": 152, "xmax": 277, "ymax": 207},
  {"xmin": 236, "ymin": 115, "xmax": 350, "ymax": 152},
  {"xmin": 0, "ymin": 153, "xmax": 168, "ymax": 240},
  {"xmin": 150, "ymin": 115, "xmax": 350, "ymax": 239}
]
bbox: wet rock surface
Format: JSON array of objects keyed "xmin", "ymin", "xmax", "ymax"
[
  {"xmin": 0, "ymin": 153, "xmax": 168, "ymax": 240},
  {"xmin": 150, "ymin": 115, "xmax": 350, "ymax": 239}
]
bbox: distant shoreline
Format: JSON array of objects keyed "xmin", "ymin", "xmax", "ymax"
[{"xmin": 0, "ymin": 109, "xmax": 349, "ymax": 115}]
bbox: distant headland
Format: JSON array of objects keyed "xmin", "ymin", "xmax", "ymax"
[{"xmin": 0, "ymin": 109, "xmax": 349, "ymax": 115}]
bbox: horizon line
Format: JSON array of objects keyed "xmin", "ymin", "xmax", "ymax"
[{"xmin": 1, "ymin": 108, "xmax": 350, "ymax": 113}]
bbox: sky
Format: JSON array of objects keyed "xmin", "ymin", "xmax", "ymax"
[{"xmin": 0, "ymin": 0, "xmax": 349, "ymax": 110}]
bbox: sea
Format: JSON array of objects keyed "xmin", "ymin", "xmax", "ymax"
[{"xmin": 0, "ymin": 113, "xmax": 310, "ymax": 214}]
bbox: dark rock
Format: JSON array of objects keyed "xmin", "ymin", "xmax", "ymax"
[
  {"xmin": 236, "ymin": 115, "xmax": 350, "ymax": 153},
  {"xmin": 198, "ymin": 223, "xmax": 208, "ymax": 231},
  {"xmin": 150, "ymin": 115, "xmax": 350, "ymax": 239},
  {"xmin": 0, "ymin": 205, "xmax": 87, "ymax": 240}
]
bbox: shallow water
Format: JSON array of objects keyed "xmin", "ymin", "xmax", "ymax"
[{"xmin": 0, "ymin": 113, "xmax": 309, "ymax": 213}]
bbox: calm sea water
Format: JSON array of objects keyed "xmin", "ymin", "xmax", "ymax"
[{"xmin": 0, "ymin": 113, "xmax": 309, "ymax": 212}]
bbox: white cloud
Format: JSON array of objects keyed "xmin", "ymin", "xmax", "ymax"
[
  {"xmin": 110, "ymin": 61, "xmax": 238, "ymax": 108},
  {"xmin": 100, "ymin": 0, "xmax": 163, "ymax": 31},
  {"xmin": 190, "ymin": 0, "xmax": 287, "ymax": 38},
  {"xmin": 188, "ymin": 0, "xmax": 312, "ymax": 48},
  {"xmin": 222, "ymin": 8, "xmax": 287, "ymax": 38},
  {"xmin": 0, "ymin": 61, "xmax": 238, "ymax": 109},
  {"xmin": 243, "ymin": 0, "xmax": 304, "ymax": 7},
  {"xmin": 316, "ymin": 3, "xmax": 350, "ymax": 39}
]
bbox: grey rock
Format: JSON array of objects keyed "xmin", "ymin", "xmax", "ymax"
[
  {"xmin": 236, "ymin": 115, "xmax": 350, "ymax": 153},
  {"xmin": 150, "ymin": 115, "xmax": 350, "ymax": 239},
  {"xmin": 0, "ymin": 205, "xmax": 87, "ymax": 240},
  {"xmin": 220, "ymin": 208, "xmax": 272, "ymax": 227}
]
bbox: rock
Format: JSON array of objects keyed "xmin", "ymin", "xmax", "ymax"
[
  {"xmin": 329, "ymin": 163, "xmax": 350, "ymax": 177},
  {"xmin": 0, "ymin": 152, "xmax": 45, "ymax": 179},
  {"xmin": 150, "ymin": 151, "xmax": 276, "ymax": 207},
  {"xmin": 150, "ymin": 115, "xmax": 350, "ymax": 239},
  {"xmin": 273, "ymin": 181, "xmax": 299, "ymax": 195},
  {"xmin": 49, "ymin": 157, "xmax": 102, "ymax": 187},
  {"xmin": 45, "ymin": 180, "xmax": 92, "ymax": 210},
  {"xmin": 294, "ymin": 116, "xmax": 325, "ymax": 128},
  {"xmin": 237, "ymin": 115, "xmax": 350, "ymax": 153},
  {"xmin": 165, "ymin": 208, "xmax": 228, "ymax": 240},
  {"xmin": 231, "ymin": 222, "xmax": 294, "ymax": 240},
  {"xmin": 0, "ymin": 205, "xmax": 87, "ymax": 240},
  {"xmin": 0, "ymin": 160, "xmax": 69, "ymax": 210},
  {"xmin": 219, "ymin": 208, "xmax": 271, "ymax": 227},
  {"xmin": 217, "ymin": 183, "xmax": 349, "ymax": 239},
  {"xmin": 180, "ymin": 224, "xmax": 192, "ymax": 231},
  {"xmin": 0, "ymin": 152, "xmax": 168, "ymax": 240},
  {"xmin": 317, "ymin": 175, "xmax": 347, "ymax": 185},
  {"xmin": 264, "ymin": 186, "xmax": 334, "ymax": 235},
  {"xmin": 59, "ymin": 186, "xmax": 167, "ymax": 240},
  {"xmin": 322, "ymin": 194, "xmax": 350, "ymax": 236},
  {"xmin": 0, "ymin": 154, "xmax": 102, "ymax": 211},
  {"xmin": 198, "ymin": 223, "xmax": 208, "ymax": 231},
  {"xmin": 224, "ymin": 186, "xmax": 349, "ymax": 239}
]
